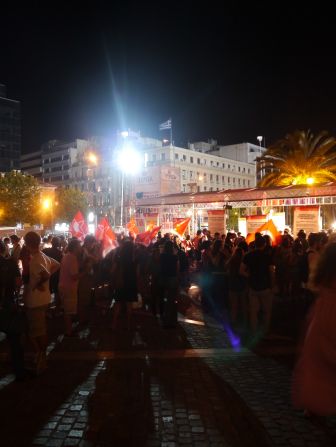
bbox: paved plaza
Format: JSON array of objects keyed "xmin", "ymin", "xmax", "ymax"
[{"xmin": 0, "ymin": 296, "xmax": 335, "ymax": 447}]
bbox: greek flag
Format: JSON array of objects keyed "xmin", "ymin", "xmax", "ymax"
[{"xmin": 159, "ymin": 119, "xmax": 172, "ymax": 130}]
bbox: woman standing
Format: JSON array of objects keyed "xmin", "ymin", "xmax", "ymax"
[
  {"xmin": 159, "ymin": 240, "xmax": 180, "ymax": 328},
  {"xmin": 78, "ymin": 235, "xmax": 101, "ymax": 324},
  {"xmin": 111, "ymin": 240, "xmax": 138, "ymax": 331},
  {"xmin": 59, "ymin": 239, "xmax": 82, "ymax": 336},
  {"xmin": 227, "ymin": 246, "xmax": 248, "ymax": 326},
  {"xmin": 292, "ymin": 242, "xmax": 336, "ymax": 416}
]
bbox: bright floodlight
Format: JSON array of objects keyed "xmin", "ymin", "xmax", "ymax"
[
  {"xmin": 87, "ymin": 152, "xmax": 98, "ymax": 165},
  {"xmin": 306, "ymin": 177, "xmax": 315, "ymax": 185},
  {"xmin": 121, "ymin": 130, "xmax": 129, "ymax": 138},
  {"xmin": 257, "ymin": 136, "xmax": 263, "ymax": 142},
  {"xmin": 43, "ymin": 198, "xmax": 51, "ymax": 210},
  {"xmin": 88, "ymin": 212, "xmax": 94, "ymax": 223},
  {"xmin": 118, "ymin": 144, "xmax": 143, "ymax": 174}
]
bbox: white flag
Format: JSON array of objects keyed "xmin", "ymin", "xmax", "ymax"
[{"xmin": 159, "ymin": 119, "xmax": 172, "ymax": 130}]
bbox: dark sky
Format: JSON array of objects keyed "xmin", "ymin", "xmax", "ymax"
[{"xmin": 1, "ymin": 2, "xmax": 336, "ymax": 153}]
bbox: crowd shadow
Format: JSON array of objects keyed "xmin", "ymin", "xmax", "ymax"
[
  {"xmin": 0, "ymin": 333, "xmax": 97, "ymax": 447},
  {"xmin": 84, "ymin": 307, "xmax": 271, "ymax": 447}
]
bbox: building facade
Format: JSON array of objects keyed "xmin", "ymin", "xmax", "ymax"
[
  {"xmin": 208, "ymin": 142, "xmax": 266, "ymax": 182},
  {"xmin": 141, "ymin": 141, "xmax": 256, "ymax": 195},
  {"xmin": 0, "ymin": 84, "xmax": 21, "ymax": 172},
  {"xmin": 26, "ymin": 132, "xmax": 263, "ymax": 226},
  {"xmin": 20, "ymin": 150, "xmax": 43, "ymax": 179}
]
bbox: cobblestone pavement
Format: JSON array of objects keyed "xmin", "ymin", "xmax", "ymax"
[{"xmin": 0, "ymin": 296, "xmax": 335, "ymax": 447}]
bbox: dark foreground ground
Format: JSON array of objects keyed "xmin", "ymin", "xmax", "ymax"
[{"xmin": 0, "ymin": 288, "xmax": 335, "ymax": 447}]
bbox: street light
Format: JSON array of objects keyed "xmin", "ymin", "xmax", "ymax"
[
  {"xmin": 43, "ymin": 198, "xmax": 51, "ymax": 210},
  {"xmin": 42, "ymin": 198, "xmax": 53, "ymax": 230},
  {"xmin": 117, "ymin": 143, "xmax": 143, "ymax": 227},
  {"xmin": 86, "ymin": 152, "xmax": 98, "ymax": 166}
]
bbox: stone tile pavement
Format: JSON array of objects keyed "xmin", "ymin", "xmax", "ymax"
[{"xmin": 0, "ymin": 301, "xmax": 335, "ymax": 447}]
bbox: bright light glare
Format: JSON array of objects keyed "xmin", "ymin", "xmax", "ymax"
[
  {"xmin": 118, "ymin": 145, "xmax": 143, "ymax": 174},
  {"xmin": 121, "ymin": 131, "xmax": 129, "ymax": 138},
  {"xmin": 187, "ymin": 209, "xmax": 193, "ymax": 217},
  {"xmin": 87, "ymin": 152, "xmax": 98, "ymax": 165},
  {"xmin": 332, "ymin": 221, "xmax": 336, "ymax": 230},
  {"xmin": 88, "ymin": 212, "xmax": 94, "ymax": 223},
  {"xmin": 197, "ymin": 210, "xmax": 203, "ymax": 216},
  {"xmin": 306, "ymin": 177, "xmax": 315, "ymax": 185},
  {"xmin": 43, "ymin": 199, "xmax": 51, "ymax": 210},
  {"xmin": 257, "ymin": 136, "xmax": 263, "ymax": 142}
]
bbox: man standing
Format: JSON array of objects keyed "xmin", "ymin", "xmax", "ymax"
[
  {"xmin": 23, "ymin": 231, "xmax": 60, "ymax": 374},
  {"xmin": 241, "ymin": 235, "xmax": 275, "ymax": 337},
  {"xmin": 0, "ymin": 240, "xmax": 25, "ymax": 380},
  {"xmin": 10, "ymin": 234, "xmax": 21, "ymax": 265},
  {"xmin": 43, "ymin": 237, "xmax": 63, "ymax": 316}
]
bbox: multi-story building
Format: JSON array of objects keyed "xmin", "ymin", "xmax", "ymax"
[
  {"xmin": 20, "ymin": 150, "xmax": 43, "ymax": 179},
  {"xmin": 41, "ymin": 139, "xmax": 88, "ymax": 184},
  {"xmin": 36, "ymin": 132, "xmax": 264, "ymax": 225},
  {"xmin": 208, "ymin": 142, "xmax": 266, "ymax": 182},
  {"xmin": 139, "ymin": 140, "xmax": 256, "ymax": 196},
  {"xmin": 0, "ymin": 84, "xmax": 21, "ymax": 172}
]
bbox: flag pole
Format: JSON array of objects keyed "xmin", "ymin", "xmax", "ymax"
[{"xmin": 170, "ymin": 117, "xmax": 174, "ymax": 167}]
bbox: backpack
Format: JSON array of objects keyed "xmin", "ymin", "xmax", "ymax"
[{"xmin": 298, "ymin": 250, "xmax": 314, "ymax": 284}]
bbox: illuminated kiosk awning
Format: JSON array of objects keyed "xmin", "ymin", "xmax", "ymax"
[{"xmin": 135, "ymin": 182, "xmax": 336, "ymax": 209}]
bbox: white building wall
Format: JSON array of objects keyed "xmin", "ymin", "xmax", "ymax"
[{"xmin": 145, "ymin": 144, "xmax": 256, "ymax": 193}]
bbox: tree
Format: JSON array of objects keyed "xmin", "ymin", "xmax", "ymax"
[
  {"xmin": 257, "ymin": 130, "xmax": 336, "ymax": 187},
  {"xmin": 55, "ymin": 187, "xmax": 88, "ymax": 223},
  {"xmin": 0, "ymin": 171, "xmax": 41, "ymax": 225}
]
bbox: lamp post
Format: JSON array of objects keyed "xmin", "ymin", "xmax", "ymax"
[
  {"xmin": 257, "ymin": 136, "xmax": 264, "ymax": 178},
  {"xmin": 197, "ymin": 209, "xmax": 203, "ymax": 229},
  {"xmin": 120, "ymin": 170, "xmax": 125, "ymax": 227},
  {"xmin": 42, "ymin": 198, "xmax": 53, "ymax": 231},
  {"xmin": 117, "ymin": 139, "xmax": 143, "ymax": 228}
]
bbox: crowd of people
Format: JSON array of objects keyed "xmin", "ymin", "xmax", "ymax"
[{"xmin": 0, "ymin": 226, "xmax": 335, "ymax": 417}]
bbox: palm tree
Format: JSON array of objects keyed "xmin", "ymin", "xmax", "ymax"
[{"xmin": 257, "ymin": 130, "xmax": 336, "ymax": 187}]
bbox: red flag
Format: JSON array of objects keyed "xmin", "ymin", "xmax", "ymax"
[
  {"xmin": 69, "ymin": 211, "xmax": 89, "ymax": 241},
  {"xmin": 136, "ymin": 226, "xmax": 161, "ymax": 247},
  {"xmin": 257, "ymin": 219, "xmax": 281, "ymax": 245},
  {"xmin": 174, "ymin": 217, "xmax": 191, "ymax": 237},
  {"xmin": 246, "ymin": 219, "xmax": 281, "ymax": 246},
  {"xmin": 95, "ymin": 217, "xmax": 118, "ymax": 252},
  {"xmin": 126, "ymin": 218, "xmax": 139, "ymax": 236}
]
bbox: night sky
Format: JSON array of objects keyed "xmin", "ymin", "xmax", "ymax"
[{"xmin": 1, "ymin": 2, "xmax": 336, "ymax": 153}]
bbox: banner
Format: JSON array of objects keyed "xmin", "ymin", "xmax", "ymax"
[
  {"xmin": 293, "ymin": 206, "xmax": 320, "ymax": 236},
  {"xmin": 246, "ymin": 215, "xmax": 267, "ymax": 234},
  {"xmin": 208, "ymin": 210, "xmax": 225, "ymax": 235},
  {"xmin": 69, "ymin": 211, "xmax": 89, "ymax": 241}
]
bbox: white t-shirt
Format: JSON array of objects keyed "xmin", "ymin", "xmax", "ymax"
[{"xmin": 25, "ymin": 251, "xmax": 60, "ymax": 308}]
